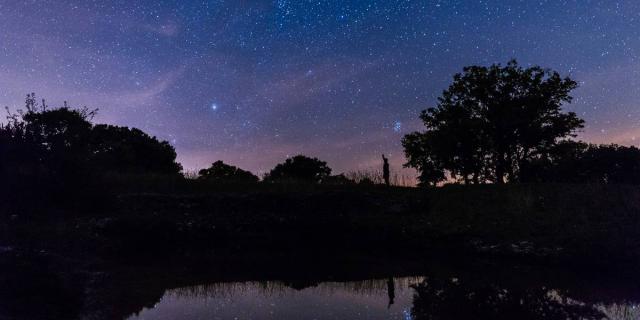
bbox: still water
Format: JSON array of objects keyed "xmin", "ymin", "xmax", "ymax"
[
  {"xmin": 126, "ymin": 274, "xmax": 640, "ymax": 320},
  {"xmin": 128, "ymin": 278, "xmax": 419, "ymax": 320},
  {"xmin": 3, "ymin": 250, "xmax": 640, "ymax": 319}
]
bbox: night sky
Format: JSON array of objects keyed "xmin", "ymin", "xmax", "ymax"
[{"xmin": 1, "ymin": 1, "xmax": 639, "ymax": 177}]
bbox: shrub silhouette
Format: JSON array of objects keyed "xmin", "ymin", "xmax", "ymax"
[
  {"xmin": 322, "ymin": 174, "xmax": 354, "ymax": 185},
  {"xmin": 264, "ymin": 155, "xmax": 331, "ymax": 184},
  {"xmin": 358, "ymin": 177, "xmax": 375, "ymax": 186},
  {"xmin": 198, "ymin": 160, "xmax": 259, "ymax": 183}
]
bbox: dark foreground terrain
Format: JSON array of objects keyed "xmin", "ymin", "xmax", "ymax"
[
  {"xmin": 3, "ymin": 182, "xmax": 639, "ymax": 261},
  {"xmin": 1, "ymin": 182, "xmax": 639, "ymax": 319}
]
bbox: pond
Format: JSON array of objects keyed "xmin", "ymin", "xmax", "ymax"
[
  {"xmin": 125, "ymin": 271, "xmax": 639, "ymax": 320},
  {"xmin": 128, "ymin": 277, "xmax": 419, "ymax": 320},
  {"xmin": 2, "ymin": 251, "xmax": 640, "ymax": 320}
]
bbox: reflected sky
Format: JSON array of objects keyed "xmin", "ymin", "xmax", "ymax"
[
  {"xmin": 128, "ymin": 278, "xmax": 421, "ymax": 320},
  {"xmin": 125, "ymin": 276, "xmax": 640, "ymax": 320}
]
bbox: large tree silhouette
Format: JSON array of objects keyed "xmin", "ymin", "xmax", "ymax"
[{"xmin": 403, "ymin": 60, "xmax": 584, "ymax": 185}]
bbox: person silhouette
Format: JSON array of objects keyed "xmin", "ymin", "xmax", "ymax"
[{"xmin": 382, "ymin": 154, "xmax": 390, "ymax": 186}]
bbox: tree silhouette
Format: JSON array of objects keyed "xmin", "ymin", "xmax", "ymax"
[
  {"xmin": 7, "ymin": 95, "xmax": 96, "ymax": 178},
  {"xmin": 402, "ymin": 131, "xmax": 446, "ymax": 187},
  {"xmin": 0, "ymin": 93, "xmax": 182, "ymax": 184},
  {"xmin": 521, "ymin": 141, "xmax": 640, "ymax": 184},
  {"xmin": 403, "ymin": 60, "xmax": 584, "ymax": 185},
  {"xmin": 198, "ymin": 160, "xmax": 258, "ymax": 183},
  {"xmin": 89, "ymin": 124, "xmax": 182, "ymax": 175},
  {"xmin": 581, "ymin": 144, "xmax": 640, "ymax": 184},
  {"xmin": 264, "ymin": 155, "xmax": 331, "ymax": 183}
]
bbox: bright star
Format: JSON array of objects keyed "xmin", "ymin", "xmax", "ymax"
[{"xmin": 211, "ymin": 103, "xmax": 218, "ymax": 111}]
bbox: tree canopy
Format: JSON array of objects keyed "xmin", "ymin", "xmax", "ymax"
[
  {"xmin": 89, "ymin": 124, "xmax": 181, "ymax": 175},
  {"xmin": 520, "ymin": 141, "xmax": 640, "ymax": 184},
  {"xmin": 198, "ymin": 160, "xmax": 259, "ymax": 183},
  {"xmin": 0, "ymin": 94, "xmax": 182, "ymax": 183},
  {"xmin": 403, "ymin": 60, "xmax": 584, "ymax": 185},
  {"xmin": 264, "ymin": 155, "xmax": 331, "ymax": 183}
]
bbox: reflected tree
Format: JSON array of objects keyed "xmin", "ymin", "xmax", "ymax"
[{"xmin": 410, "ymin": 276, "xmax": 605, "ymax": 320}]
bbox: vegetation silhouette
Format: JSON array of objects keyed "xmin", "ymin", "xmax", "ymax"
[
  {"xmin": 520, "ymin": 140, "xmax": 640, "ymax": 184},
  {"xmin": 403, "ymin": 60, "xmax": 584, "ymax": 186},
  {"xmin": 198, "ymin": 160, "xmax": 259, "ymax": 183},
  {"xmin": 321, "ymin": 173, "xmax": 355, "ymax": 185},
  {"xmin": 1, "ymin": 96, "xmax": 95, "ymax": 183},
  {"xmin": 89, "ymin": 124, "xmax": 182, "ymax": 175},
  {"xmin": 0, "ymin": 94, "xmax": 182, "ymax": 202},
  {"xmin": 263, "ymin": 155, "xmax": 332, "ymax": 184}
]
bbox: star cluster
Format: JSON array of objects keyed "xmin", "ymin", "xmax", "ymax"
[{"xmin": 1, "ymin": 1, "xmax": 639, "ymax": 176}]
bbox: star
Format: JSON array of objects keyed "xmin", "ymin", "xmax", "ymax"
[
  {"xmin": 393, "ymin": 121, "xmax": 402, "ymax": 133},
  {"xmin": 0, "ymin": 1, "xmax": 634, "ymax": 176}
]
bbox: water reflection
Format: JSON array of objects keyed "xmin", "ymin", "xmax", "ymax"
[
  {"xmin": 600, "ymin": 303, "xmax": 640, "ymax": 320},
  {"xmin": 127, "ymin": 273, "xmax": 640, "ymax": 320},
  {"xmin": 410, "ymin": 278, "xmax": 605, "ymax": 319},
  {"xmin": 3, "ymin": 251, "xmax": 640, "ymax": 320},
  {"xmin": 128, "ymin": 277, "xmax": 422, "ymax": 320}
]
